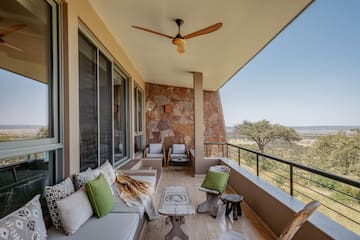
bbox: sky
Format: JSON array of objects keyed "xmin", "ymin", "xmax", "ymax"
[
  {"xmin": 220, "ymin": 0, "xmax": 360, "ymax": 127},
  {"xmin": 0, "ymin": 69, "xmax": 48, "ymax": 126}
]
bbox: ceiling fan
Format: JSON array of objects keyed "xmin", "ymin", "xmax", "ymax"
[
  {"xmin": 0, "ymin": 24, "xmax": 26, "ymax": 52},
  {"xmin": 132, "ymin": 19, "xmax": 222, "ymax": 53}
]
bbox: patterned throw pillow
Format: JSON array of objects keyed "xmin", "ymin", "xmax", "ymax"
[
  {"xmin": 74, "ymin": 168, "xmax": 96, "ymax": 190},
  {"xmin": 44, "ymin": 178, "xmax": 74, "ymax": 229},
  {"xmin": 0, "ymin": 194, "xmax": 47, "ymax": 240}
]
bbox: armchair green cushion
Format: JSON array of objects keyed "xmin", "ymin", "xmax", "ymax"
[{"xmin": 201, "ymin": 170, "xmax": 229, "ymax": 193}]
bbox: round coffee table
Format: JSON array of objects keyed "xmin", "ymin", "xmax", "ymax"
[{"xmin": 221, "ymin": 194, "xmax": 244, "ymax": 220}]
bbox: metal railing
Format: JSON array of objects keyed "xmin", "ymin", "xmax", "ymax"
[{"xmin": 205, "ymin": 142, "xmax": 360, "ymax": 235}]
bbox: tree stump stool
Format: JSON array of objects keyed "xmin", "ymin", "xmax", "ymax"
[{"xmin": 221, "ymin": 194, "xmax": 243, "ymax": 220}]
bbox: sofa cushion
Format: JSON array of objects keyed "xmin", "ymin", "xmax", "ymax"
[
  {"xmin": 149, "ymin": 143, "xmax": 162, "ymax": 154},
  {"xmin": 47, "ymin": 213, "xmax": 139, "ymax": 240},
  {"xmin": 86, "ymin": 173, "xmax": 114, "ymax": 218},
  {"xmin": 0, "ymin": 194, "xmax": 47, "ymax": 240},
  {"xmin": 56, "ymin": 187, "xmax": 93, "ymax": 235},
  {"xmin": 45, "ymin": 178, "xmax": 75, "ymax": 229},
  {"xmin": 172, "ymin": 144, "xmax": 185, "ymax": 154}
]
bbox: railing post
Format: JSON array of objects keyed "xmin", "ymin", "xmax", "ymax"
[
  {"xmin": 256, "ymin": 154, "xmax": 259, "ymax": 176},
  {"xmin": 238, "ymin": 148, "xmax": 240, "ymax": 166},
  {"xmin": 290, "ymin": 165, "xmax": 293, "ymax": 196},
  {"xmin": 222, "ymin": 144, "xmax": 224, "ymax": 157},
  {"xmin": 226, "ymin": 144, "xmax": 229, "ymax": 158}
]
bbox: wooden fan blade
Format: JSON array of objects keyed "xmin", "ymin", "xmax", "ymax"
[
  {"xmin": 183, "ymin": 22, "xmax": 222, "ymax": 40},
  {"xmin": 0, "ymin": 24, "xmax": 26, "ymax": 37},
  {"xmin": 131, "ymin": 25, "xmax": 173, "ymax": 39},
  {"xmin": 0, "ymin": 42, "xmax": 24, "ymax": 52}
]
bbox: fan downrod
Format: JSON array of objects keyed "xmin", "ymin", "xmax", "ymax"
[{"xmin": 175, "ymin": 19, "xmax": 184, "ymax": 27}]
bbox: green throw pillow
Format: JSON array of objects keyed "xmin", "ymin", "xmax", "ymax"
[
  {"xmin": 86, "ymin": 173, "xmax": 114, "ymax": 218},
  {"xmin": 201, "ymin": 170, "xmax": 229, "ymax": 193}
]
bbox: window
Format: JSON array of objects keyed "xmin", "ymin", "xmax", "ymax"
[
  {"xmin": 134, "ymin": 85, "xmax": 144, "ymax": 154},
  {"xmin": 0, "ymin": 0, "xmax": 62, "ymax": 218},
  {"xmin": 113, "ymin": 69, "xmax": 129, "ymax": 163},
  {"xmin": 79, "ymin": 31, "xmax": 124, "ymax": 170}
]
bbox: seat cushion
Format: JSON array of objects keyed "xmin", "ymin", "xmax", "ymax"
[
  {"xmin": 149, "ymin": 143, "xmax": 162, "ymax": 154},
  {"xmin": 172, "ymin": 144, "xmax": 185, "ymax": 154},
  {"xmin": 47, "ymin": 213, "xmax": 139, "ymax": 240},
  {"xmin": 146, "ymin": 153, "xmax": 163, "ymax": 158},
  {"xmin": 170, "ymin": 153, "xmax": 187, "ymax": 159},
  {"xmin": 201, "ymin": 170, "xmax": 229, "ymax": 193}
]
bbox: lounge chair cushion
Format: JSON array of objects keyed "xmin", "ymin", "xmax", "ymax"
[
  {"xmin": 86, "ymin": 174, "xmax": 114, "ymax": 218},
  {"xmin": 201, "ymin": 170, "xmax": 229, "ymax": 193},
  {"xmin": 172, "ymin": 144, "xmax": 186, "ymax": 154},
  {"xmin": 149, "ymin": 143, "xmax": 162, "ymax": 154},
  {"xmin": 170, "ymin": 153, "xmax": 187, "ymax": 159}
]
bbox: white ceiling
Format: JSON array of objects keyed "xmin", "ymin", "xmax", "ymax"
[{"xmin": 89, "ymin": 0, "xmax": 313, "ymax": 91}]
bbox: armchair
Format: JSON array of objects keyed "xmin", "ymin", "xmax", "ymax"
[
  {"xmin": 167, "ymin": 143, "xmax": 190, "ymax": 166},
  {"xmin": 143, "ymin": 143, "xmax": 166, "ymax": 166},
  {"xmin": 197, "ymin": 165, "xmax": 230, "ymax": 217}
]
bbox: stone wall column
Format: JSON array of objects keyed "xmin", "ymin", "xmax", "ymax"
[{"xmin": 193, "ymin": 72, "xmax": 205, "ymax": 175}]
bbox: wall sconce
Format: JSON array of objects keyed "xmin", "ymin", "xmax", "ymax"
[{"xmin": 164, "ymin": 104, "xmax": 171, "ymax": 113}]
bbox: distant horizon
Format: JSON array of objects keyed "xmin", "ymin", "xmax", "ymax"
[{"xmin": 220, "ymin": 0, "xmax": 360, "ymax": 127}]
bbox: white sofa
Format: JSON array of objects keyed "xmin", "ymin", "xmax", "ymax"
[{"xmin": 47, "ymin": 169, "xmax": 158, "ymax": 240}]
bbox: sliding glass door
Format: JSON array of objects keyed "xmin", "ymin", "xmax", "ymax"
[{"xmin": 79, "ymin": 31, "xmax": 130, "ymax": 169}]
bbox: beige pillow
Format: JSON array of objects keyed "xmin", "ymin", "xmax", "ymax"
[
  {"xmin": 98, "ymin": 160, "xmax": 116, "ymax": 184},
  {"xmin": 56, "ymin": 187, "xmax": 93, "ymax": 235}
]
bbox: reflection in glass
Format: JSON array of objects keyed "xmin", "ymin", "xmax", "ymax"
[
  {"xmin": 0, "ymin": 151, "xmax": 54, "ymax": 218},
  {"xmin": 0, "ymin": 0, "xmax": 52, "ymax": 142},
  {"xmin": 79, "ymin": 33, "xmax": 98, "ymax": 170},
  {"xmin": 99, "ymin": 52, "xmax": 112, "ymax": 164},
  {"xmin": 113, "ymin": 70, "xmax": 127, "ymax": 161}
]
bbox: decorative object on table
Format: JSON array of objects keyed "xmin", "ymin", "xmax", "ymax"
[
  {"xmin": 197, "ymin": 165, "xmax": 230, "ymax": 217},
  {"xmin": 221, "ymin": 194, "xmax": 244, "ymax": 221},
  {"xmin": 45, "ymin": 177, "xmax": 75, "ymax": 229},
  {"xmin": 158, "ymin": 186, "xmax": 195, "ymax": 240},
  {"xmin": 0, "ymin": 194, "xmax": 47, "ymax": 240},
  {"xmin": 115, "ymin": 171, "xmax": 159, "ymax": 220},
  {"xmin": 218, "ymin": 200, "xmax": 321, "ymax": 240},
  {"xmin": 143, "ymin": 143, "xmax": 166, "ymax": 165},
  {"xmin": 167, "ymin": 143, "xmax": 189, "ymax": 166},
  {"xmin": 164, "ymin": 104, "xmax": 171, "ymax": 113}
]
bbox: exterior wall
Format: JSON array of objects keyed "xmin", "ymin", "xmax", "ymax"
[
  {"xmin": 145, "ymin": 83, "xmax": 226, "ymax": 150},
  {"xmin": 63, "ymin": 0, "xmax": 145, "ymax": 176}
]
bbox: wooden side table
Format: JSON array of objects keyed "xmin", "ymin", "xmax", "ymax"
[{"xmin": 221, "ymin": 194, "xmax": 244, "ymax": 220}]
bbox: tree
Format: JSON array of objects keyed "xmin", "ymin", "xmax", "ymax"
[
  {"xmin": 312, "ymin": 131, "xmax": 360, "ymax": 177},
  {"xmin": 234, "ymin": 120, "xmax": 301, "ymax": 153}
]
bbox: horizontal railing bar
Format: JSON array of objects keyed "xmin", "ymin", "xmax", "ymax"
[
  {"xmin": 294, "ymin": 190, "xmax": 360, "ymax": 226},
  {"xmin": 205, "ymin": 142, "xmax": 360, "ymax": 188},
  {"xmin": 293, "ymin": 181, "xmax": 360, "ymax": 214}
]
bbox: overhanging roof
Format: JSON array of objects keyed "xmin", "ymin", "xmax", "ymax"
[{"xmin": 89, "ymin": 0, "xmax": 313, "ymax": 91}]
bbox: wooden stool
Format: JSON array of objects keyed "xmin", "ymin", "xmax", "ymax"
[{"xmin": 221, "ymin": 194, "xmax": 243, "ymax": 220}]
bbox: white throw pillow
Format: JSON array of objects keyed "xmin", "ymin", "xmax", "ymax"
[
  {"xmin": 172, "ymin": 144, "xmax": 185, "ymax": 154},
  {"xmin": 149, "ymin": 143, "xmax": 162, "ymax": 154},
  {"xmin": 0, "ymin": 195, "xmax": 47, "ymax": 240},
  {"xmin": 56, "ymin": 187, "xmax": 93, "ymax": 235},
  {"xmin": 98, "ymin": 160, "xmax": 116, "ymax": 184}
]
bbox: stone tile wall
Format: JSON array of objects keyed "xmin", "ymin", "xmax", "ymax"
[{"xmin": 145, "ymin": 83, "xmax": 226, "ymax": 150}]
